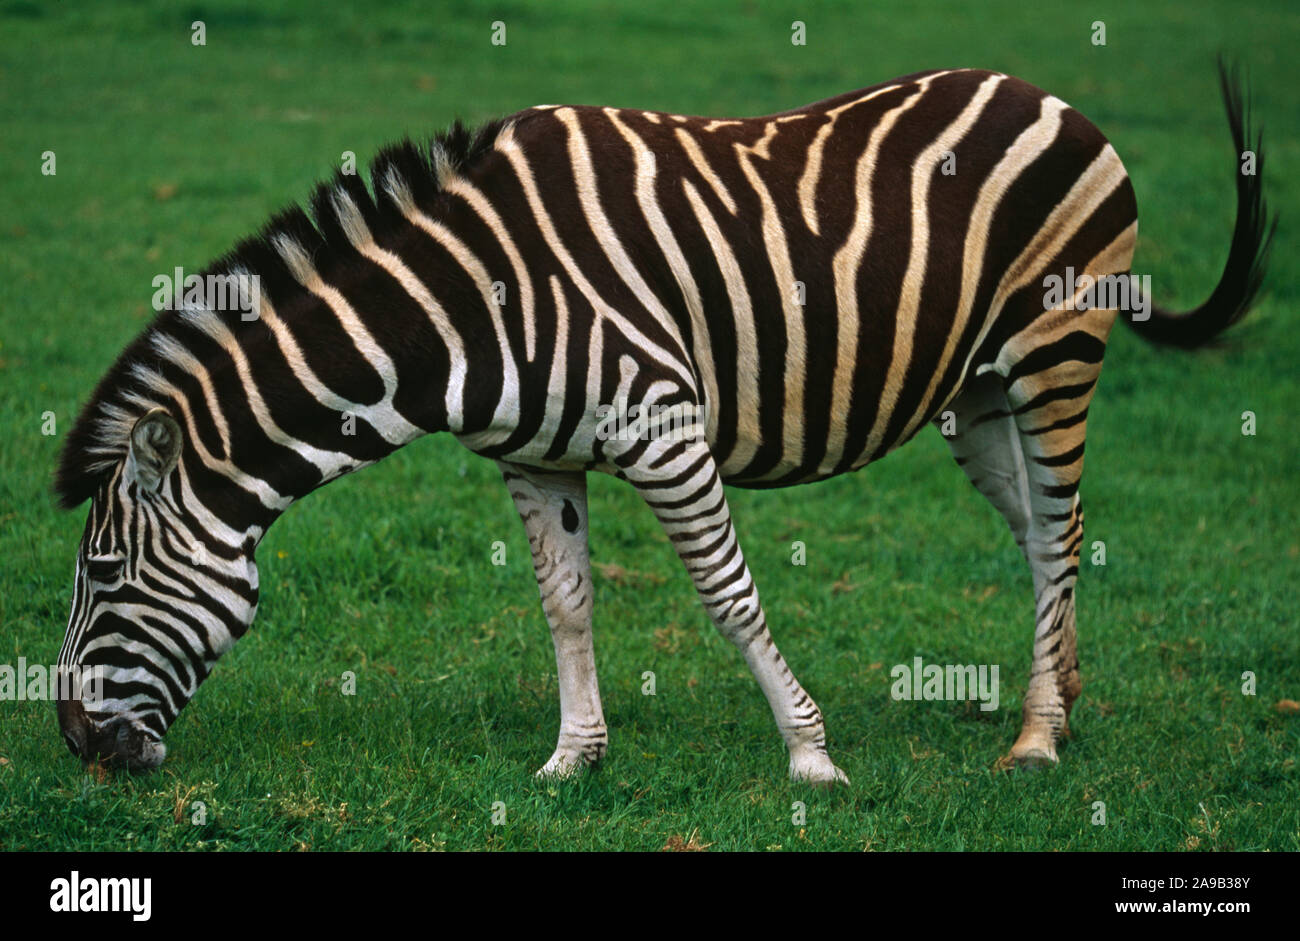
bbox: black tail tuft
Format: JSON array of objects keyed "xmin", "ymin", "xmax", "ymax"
[{"xmin": 1125, "ymin": 56, "xmax": 1277, "ymax": 349}]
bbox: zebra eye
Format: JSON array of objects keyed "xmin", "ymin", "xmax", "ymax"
[{"xmin": 85, "ymin": 556, "xmax": 126, "ymax": 583}]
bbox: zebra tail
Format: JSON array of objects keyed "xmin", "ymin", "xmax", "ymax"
[{"xmin": 1125, "ymin": 57, "xmax": 1277, "ymax": 349}]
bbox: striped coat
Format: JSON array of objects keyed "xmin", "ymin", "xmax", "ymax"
[{"xmin": 55, "ymin": 65, "xmax": 1271, "ymax": 781}]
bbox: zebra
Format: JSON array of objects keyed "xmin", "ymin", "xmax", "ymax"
[{"xmin": 54, "ymin": 63, "xmax": 1272, "ymax": 783}]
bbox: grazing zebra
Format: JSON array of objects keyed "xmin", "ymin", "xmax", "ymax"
[{"xmin": 54, "ymin": 63, "xmax": 1271, "ymax": 783}]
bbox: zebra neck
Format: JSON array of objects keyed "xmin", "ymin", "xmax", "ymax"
[{"xmin": 175, "ymin": 209, "xmax": 531, "ymax": 536}]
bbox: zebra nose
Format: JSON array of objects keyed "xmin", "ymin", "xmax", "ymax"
[{"xmin": 57, "ymin": 697, "xmax": 90, "ymax": 759}]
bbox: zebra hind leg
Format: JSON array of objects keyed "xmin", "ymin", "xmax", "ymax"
[
  {"xmin": 500, "ymin": 463, "xmax": 608, "ymax": 777},
  {"xmin": 628, "ymin": 441, "xmax": 849, "ymax": 786},
  {"xmin": 996, "ymin": 342, "xmax": 1103, "ymax": 767},
  {"xmin": 939, "ymin": 373, "xmax": 1064, "ymax": 766}
]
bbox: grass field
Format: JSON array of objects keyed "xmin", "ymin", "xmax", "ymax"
[{"xmin": 1, "ymin": 0, "xmax": 1296, "ymax": 851}]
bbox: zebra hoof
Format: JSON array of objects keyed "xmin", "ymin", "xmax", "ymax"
[
  {"xmin": 1002, "ymin": 744, "xmax": 1059, "ymax": 771},
  {"xmin": 534, "ymin": 748, "xmax": 600, "ymax": 780},
  {"xmin": 789, "ymin": 750, "xmax": 850, "ymax": 787}
]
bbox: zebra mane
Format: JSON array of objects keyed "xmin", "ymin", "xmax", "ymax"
[{"xmin": 53, "ymin": 116, "xmax": 510, "ymax": 510}]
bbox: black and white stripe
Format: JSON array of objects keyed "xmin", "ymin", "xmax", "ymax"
[{"xmin": 55, "ymin": 63, "xmax": 1272, "ymax": 777}]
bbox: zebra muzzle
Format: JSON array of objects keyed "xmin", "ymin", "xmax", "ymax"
[{"xmin": 57, "ymin": 697, "xmax": 167, "ymax": 771}]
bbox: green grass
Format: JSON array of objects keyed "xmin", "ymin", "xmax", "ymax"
[{"xmin": 1, "ymin": 0, "xmax": 1297, "ymax": 851}]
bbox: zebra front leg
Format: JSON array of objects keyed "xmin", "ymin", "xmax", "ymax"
[
  {"xmin": 629, "ymin": 443, "xmax": 848, "ymax": 786},
  {"xmin": 500, "ymin": 463, "xmax": 607, "ymax": 777}
]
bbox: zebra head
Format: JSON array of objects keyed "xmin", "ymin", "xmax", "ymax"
[{"xmin": 57, "ymin": 408, "xmax": 260, "ymax": 770}]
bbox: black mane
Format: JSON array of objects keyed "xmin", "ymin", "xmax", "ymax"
[{"xmin": 53, "ymin": 117, "xmax": 508, "ymax": 509}]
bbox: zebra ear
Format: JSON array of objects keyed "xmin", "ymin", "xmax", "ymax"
[{"xmin": 126, "ymin": 408, "xmax": 183, "ymax": 493}]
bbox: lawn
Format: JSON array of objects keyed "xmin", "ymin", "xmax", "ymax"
[{"xmin": 0, "ymin": 0, "xmax": 1296, "ymax": 851}]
